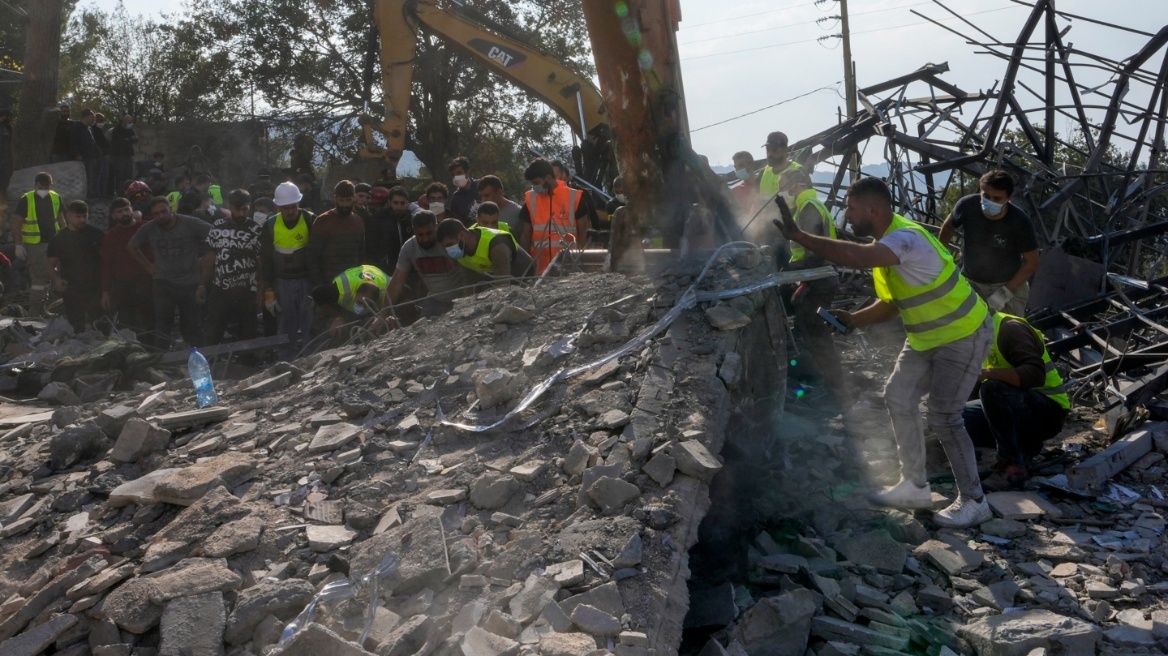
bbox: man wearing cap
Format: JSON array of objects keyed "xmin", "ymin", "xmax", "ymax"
[
  {"xmin": 759, "ymin": 131, "xmax": 802, "ymax": 199},
  {"xmin": 307, "ymin": 180, "xmax": 365, "ymax": 288},
  {"xmin": 260, "ymin": 181, "xmax": 316, "ymax": 359},
  {"xmin": 248, "ymin": 168, "xmax": 276, "ymax": 202},
  {"xmin": 48, "ymin": 200, "xmax": 105, "ymax": 331},
  {"xmin": 13, "ymin": 172, "xmax": 65, "ymax": 316},
  {"xmin": 354, "ymin": 183, "xmax": 373, "ymax": 218}
]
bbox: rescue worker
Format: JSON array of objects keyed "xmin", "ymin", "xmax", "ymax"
[
  {"xmin": 260, "ymin": 181, "xmax": 315, "ymax": 359},
  {"xmin": 518, "ymin": 158, "xmax": 591, "ymax": 275},
  {"xmin": 436, "ymin": 217, "xmax": 533, "ymax": 280},
  {"xmin": 469, "ymin": 201, "xmax": 511, "ymax": 233},
  {"xmin": 759, "ymin": 131, "xmax": 802, "ymax": 199},
  {"xmin": 964, "ymin": 312, "xmax": 1070, "ymax": 490},
  {"xmin": 167, "ymin": 175, "xmax": 190, "ymax": 212},
  {"xmin": 310, "ymin": 264, "xmax": 394, "ymax": 335},
  {"xmin": 780, "ymin": 170, "xmax": 847, "ymax": 406},
  {"xmin": 775, "ymin": 177, "xmax": 994, "ymax": 528},
  {"xmin": 12, "ymin": 172, "xmax": 64, "ymax": 315}
]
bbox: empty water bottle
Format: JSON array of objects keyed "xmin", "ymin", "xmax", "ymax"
[{"xmin": 188, "ymin": 348, "xmax": 218, "ymax": 408}]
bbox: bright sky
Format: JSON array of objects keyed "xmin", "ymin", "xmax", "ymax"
[{"xmin": 108, "ymin": 0, "xmax": 1167, "ymax": 169}]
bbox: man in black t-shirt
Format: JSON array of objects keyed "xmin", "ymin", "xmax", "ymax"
[
  {"xmin": 939, "ymin": 170, "xmax": 1039, "ymax": 315},
  {"xmin": 47, "ymin": 201, "xmax": 105, "ymax": 331}
]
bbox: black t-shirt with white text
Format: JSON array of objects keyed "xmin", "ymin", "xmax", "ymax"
[{"xmin": 950, "ymin": 194, "xmax": 1039, "ymax": 284}]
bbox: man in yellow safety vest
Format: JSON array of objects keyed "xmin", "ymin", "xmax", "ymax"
[
  {"xmin": 436, "ymin": 217, "xmax": 533, "ymax": 280},
  {"xmin": 260, "ymin": 181, "xmax": 315, "ymax": 359},
  {"xmin": 776, "ymin": 177, "xmax": 994, "ymax": 528},
  {"xmin": 11, "ymin": 172, "xmax": 64, "ymax": 315},
  {"xmin": 964, "ymin": 312, "xmax": 1070, "ymax": 490}
]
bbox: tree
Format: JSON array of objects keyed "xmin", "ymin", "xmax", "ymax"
[
  {"xmin": 13, "ymin": 0, "xmax": 65, "ymax": 169},
  {"xmin": 61, "ymin": 2, "xmax": 243, "ymax": 124},
  {"xmin": 191, "ymin": 0, "xmax": 592, "ymax": 179}
]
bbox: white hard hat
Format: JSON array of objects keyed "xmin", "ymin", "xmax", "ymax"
[{"xmin": 274, "ymin": 181, "xmax": 303, "ymax": 206}]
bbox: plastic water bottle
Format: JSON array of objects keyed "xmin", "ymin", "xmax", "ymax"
[{"xmin": 187, "ymin": 348, "xmax": 218, "ymax": 408}]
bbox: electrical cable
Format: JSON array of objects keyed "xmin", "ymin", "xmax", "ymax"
[
  {"xmin": 679, "ymin": 0, "xmax": 816, "ymax": 31},
  {"xmin": 681, "ymin": 5, "xmax": 1025, "ymax": 61},
  {"xmin": 690, "ymin": 83, "xmax": 841, "ymax": 133},
  {"xmin": 678, "ymin": 1, "xmax": 935, "ymax": 47}
]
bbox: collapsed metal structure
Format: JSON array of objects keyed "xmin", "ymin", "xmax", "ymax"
[{"xmin": 791, "ymin": 0, "xmax": 1168, "ymax": 412}]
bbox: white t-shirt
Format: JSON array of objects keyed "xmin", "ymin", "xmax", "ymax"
[{"xmin": 878, "ymin": 228, "xmax": 945, "ymax": 287}]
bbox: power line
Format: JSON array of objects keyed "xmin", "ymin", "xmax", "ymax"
[
  {"xmin": 680, "ymin": 5, "xmax": 1024, "ymax": 61},
  {"xmin": 690, "ymin": 83, "xmax": 842, "ymax": 133},
  {"xmin": 678, "ymin": 1, "xmax": 934, "ymax": 47},
  {"xmin": 678, "ymin": 1, "xmax": 815, "ymax": 31}
]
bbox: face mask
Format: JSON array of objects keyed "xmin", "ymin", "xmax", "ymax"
[
  {"xmin": 735, "ymin": 168, "xmax": 750, "ymax": 181},
  {"xmin": 36, "ymin": 189, "xmax": 49, "ymax": 198},
  {"xmin": 253, "ymin": 212, "xmax": 268, "ymax": 224},
  {"xmin": 353, "ymin": 303, "xmax": 369, "ymax": 316},
  {"xmin": 429, "ymin": 202, "xmax": 445, "ymax": 215},
  {"xmin": 446, "ymin": 243, "xmax": 464, "ymax": 259},
  {"xmin": 981, "ymin": 197, "xmax": 1005, "ymax": 217},
  {"xmin": 453, "ymin": 175, "xmax": 468, "ymax": 188},
  {"xmin": 616, "ymin": 194, "xmax": 627, "ymax": 203},
  {"xmin": 531, "ymin": 184, "xmax": 547, "ymax": 195},
  {"xmin": 127, "ymin": 123, "xmax": 135, "ymax": 129}
]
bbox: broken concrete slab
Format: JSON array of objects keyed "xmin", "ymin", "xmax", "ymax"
[
  {"xmin": 587, "ymin": 476, "xmax": 641, "ymax": 515},
  {"xmin": 960, "ymin": 610, "xmax": 1101, "ymax": 656},
  {"xmin": 571, "ymin": 604, "xmax": 622, "ymax": 637},
  {"xmin": 834, "ymin": 530, "xmax": 907, "ymax": 574},
  {"xmin": 160, "ymin": 592, "xmax": 226, "ymax": 656},
  {"xmin": 986, "ymin": 492, "xmax": 1063, "ymax": 520},
  {"xmin": 224, "ymin": 579, "xmax": 316, "ymax": 644},
  {"xmin": 151, "ymin": 407, "xmax": 231, "ymax": 430},
  {"xmin": 461, "ymin": 625, "xmax": 520, "ymax": 656},
  {"xmin": 1066, "ymin": 424, "xmax": 1161, "ymax": 491},
  {"xmin": 110, "ymin": 418, "xmax": 171, "ymax": 463},
  {"xmin": 152, "ymin": 452, "xmax": 257, "ymax": 506},
  {"xmin": 914, "ymin": 540, "xmax": 984, "ymax": 576},
  {"xmin": 203, "ymin": 515, "xmax": 264, "ymax": 558},
  {"xmin": 271, "ymin": 622, "xmax": 371, "ymax": 656},
  {"xmin": 306, "ymin": 524, "xmax": 357, "ymax": 552},
  {"xmin": 308, "ymin": 422, "xmax": 361, "ymax": 453},
  {"xmin": 0, "ymin": 613, "xmax": 79, "ymax": 656},
  {"xmin": 670, "ymin": 440, "xmax": 723, "ymax": 482}
]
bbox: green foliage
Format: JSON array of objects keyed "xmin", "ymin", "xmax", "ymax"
[
  {"xmin": 0, "ymin": 0, "xmax": 79, "ymax": 110},
  {"xmin": 60, "ymin": 2, "xmax": 242, "ymax": 123}
]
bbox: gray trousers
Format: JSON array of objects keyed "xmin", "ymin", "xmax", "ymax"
[
  {"xmin": 25, "ymin": 242, "xmax": 49, "ymax": 313},
  {"xmin": 275, "ymin": 277, "xmax": 312, "ymax": 359},
  {"xmin": 884, "ymin": 317, "xmax": 993, "ymax": 498},
  {"xmin": 970, "ymin": 279, "xmax": 1030, "ymax": 317}
]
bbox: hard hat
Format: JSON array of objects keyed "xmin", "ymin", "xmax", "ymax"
[
  {"xmin": 126, "ymin": 180, "xmax": 151, "ymax": 197},
  {"xmin": 274, "ymin": 181, "xmax": 303, "ymax": 206},
  {"xmin": 370, "ymin": 186, "xmax": 390, "ymax": 203}
]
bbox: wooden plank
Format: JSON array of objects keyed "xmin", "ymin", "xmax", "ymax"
[
  {"xmin": 1066, "ymin": 422, "xmax": 1165, "ymax": 491},
  {"xmin": 158, "ymin": 334, "xmax": 289, "ymax": 365},
  {"xmin": 0, "ymin": 412, "xmax": 54, "ymax": 428}
]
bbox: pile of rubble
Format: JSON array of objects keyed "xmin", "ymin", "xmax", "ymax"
[{"xmin": 0, "ymin": 251, "xmax": 799, "ymax": 656}]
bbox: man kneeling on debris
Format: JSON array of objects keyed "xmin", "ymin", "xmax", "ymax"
[
  {"xmin": 775, "ymin": 177, "xmax": 994, "ymax": 528},
  {"xmin": 310, "ymin": 264, "xmax": 396, "ymax": 336},
  {"xmin": 964, "ymin": 312, "xmax": 1070, "ymax": 490},
  {"xmin": 435, "ymin": 216, "xmax": 534, "ymax": 281}
]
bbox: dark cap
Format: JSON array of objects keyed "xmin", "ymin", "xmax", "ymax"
[
  {"xmin": 257, "ymin": 167, "xmax": 270, "ymax": 177},
  {"xmin": 764, "ymin": 131, "xmax": 789, "ymax": 148}
]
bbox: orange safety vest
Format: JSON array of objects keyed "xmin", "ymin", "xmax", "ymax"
[{"xmin": 525, "ymin": 184, "xmax": 581, "ymax": 275}]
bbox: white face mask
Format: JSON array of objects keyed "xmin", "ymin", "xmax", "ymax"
[
  {"xmin": 36, "ymin": 189, "xmax": 49, "ymax": 198},
  {"xmin": 453, "ymin": 175, "xmax": 468, "ymax": 189},
  {"xmin": 429, "ymin": 202, "xmax": 445, "ymax": 215},
  {"xmin": 981, "ymin": 197, "xmax": 1005, "ymax": 217},
  {"xmin": 616, "ymin": 194, "xmax": 627, "ymax": 203},
  {"xmin": 253, "ymin": 212, "xmax": 268, "ymax": 224}
]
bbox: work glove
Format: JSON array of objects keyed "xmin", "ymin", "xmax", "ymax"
[
  {"xmin": 264, "ymin": 290, "xmax": 281, "ymax": 314},
  {"xmin": 14, "ymin": 245, "xmax": 26, "ymax": 260},
  {"xmin": 986, "ymin": 286, "xmax": 1013, "ymax": 313}
]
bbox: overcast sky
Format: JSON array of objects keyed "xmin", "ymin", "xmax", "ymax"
[{"xmin": 110, "ymin": 0, "xmax": 1166, "ymax": 169}]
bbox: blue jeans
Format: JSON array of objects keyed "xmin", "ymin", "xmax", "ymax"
[
  {"xmin": 963, "ymin": 380, "xmax": 1068, "ymax": 467},
  {"xmin": 275, "ymin": 278, "xmax": 312, "ymax": 359}
]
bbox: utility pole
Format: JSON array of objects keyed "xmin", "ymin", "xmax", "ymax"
[{"xmin": 819, "ymin": 0, "xmax": 860, "ymax": 179}]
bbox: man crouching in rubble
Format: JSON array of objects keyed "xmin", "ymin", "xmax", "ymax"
[
  {"xmin": 310, "ymin": 264, "xmax": 397, "ymax": 338},
  {"xmin": 964, "ymin": 312, "xmax": 1070, "ymax": 490},
  {"xmin": 435, "ymin": 215, "xmax": 535, "ymax": 282},
  {"xmin": 775, "ymin": 177, "xmax": 994, "ymax": 528}
]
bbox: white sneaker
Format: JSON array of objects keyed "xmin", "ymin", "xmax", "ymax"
[
  {"xmin": 934, "ymin": 495, "xmax": 993, "ymax": 528},
  {"xmin": 869, "ymin": 479, "xmax": 933, "ymax": 510}
]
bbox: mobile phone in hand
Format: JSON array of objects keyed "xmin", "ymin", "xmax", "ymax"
[{"xmin": 817, "ymin": 307, "xmax": 850, "ymax": 334}]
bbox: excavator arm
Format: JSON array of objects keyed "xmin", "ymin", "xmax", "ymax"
[{"xmin": 367, "ymin": 0, "xmax": 609, "ymax": 180}]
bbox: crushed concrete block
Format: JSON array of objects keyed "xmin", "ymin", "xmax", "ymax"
[
  {"xmin": 960, "ymin": 609, "xmax": 1101, "ymax": 656},
  {"xmin": 473, "ymin": 368, "xmax": 519, "ymax": 409},
  {"xmin": 914, "ymin": 539, "xmax": 984, "ymax": 576},
  {"xmin": 597, "ymin": 409, "xmax": 631, "ymax": 429},
  {"xmin": 152, "ymin": 407, "xmax": 231, "ymax": 430},
  {"xmin": 50, "ymin": 422, "xmax": 110, "ymax": 471},
  {"xmin": 564, "ymin": 441, "xmax": 592, "ymax": 477},
  {"xmin": 306, "ymin": 524, "xmax": 357, "ymax": 552},
  {"xmin": 470, "ymin": 472, "xmax": 521, "ymax": 510},
  {"xmin": 987, "ymin": 492, "xmax": 1063, "ymax": 520},
  {"xmin": 481, "ymin": 609, "xmax": 522, "ymax": 639},
  {"xmin": 705, "ymin": 304, "xmax": 751, "ymax": 330},
  {"xmin": 203, "ymin": 515, "xmax": 264, "ymax": 558},
  {"xmin": 493, "ymin": 306, "xmax": 536, "ymax": 324},
  {"xmin": 462, "ymin": 625, "xmax": 519, "ymax": 656},
  {"xmin": 731, "ymin": 588, "xmax": 818, "ymax": 656},
  {"xmin": 271, "ymin": 622, "xmax": 369, "ymax": 656},
  {"xmin": 147, "ymin": 558, "xmax": 243, "ymax": 604},
  {"xmin": 510, "ymin": 461, "xmax": 546, "ymax": 482},
  {"xmin": 972, "ymin": 580, "xmax": 1020, "ymax": 611},
  {"xmin": 982, "ymin": 518, "xmax": 1028, "ymax": 540},
  {"xmin": 153, "ymin": 452, "xmax": 257, "ymax": 506},
  {"xmin": 613, "ymin": 533, "xmax": 642, "ymax": 568},
  {"xmin": 509, "ymin": 575, "xmax": 560, "ymax": 624},
  {"xmin": 241, "ymin": 372, "xmax": 292, "ymax": 396},
  {"xmin": 160, "ymin": 592, "xmax": 225, "ymax": 656},
  {"xmin": 559, "ymin": 582, "xmax": 625, "ymax": 619},
  {"xmin": 224, "ymin": 579, "xmax": 315, "ymax": 644},
  {"xmin": 308, "ymin": 422, "xmax": 361, "ymax": 453},
  {"xmin": 718, "ymin": 352, "xmax": 742, "ymax": 387},
  {"xmin": 571, "ymin": 604, "xmax": 622, "ymax": 637},
  {"xmin": 670, "ymin": 440, "xmax": 722, "ymax": 482},
  {"xmin": 427, "ymin": 489, "xmax": 467, "ymax": 505},
  {"xmin": 586, "ymin": 476, "xmax": 641, "ymax": 515},
  {"xmin": 107, "ymin": 468, "xmax": 183, "ymax": 506},
  {"xmin": 97, "ymin": 404, "xmax": 137, "ymax": 436},
  {"xmin": 0, "ymin": 613, "xmax": 78, "ymax": 656},
  {"xmin": 110, "ymin": 418, "xmax": 171, "ymax": 463},
  {"xmin": 39, "ymin": 381, "xmax": 81, "ymax": 405},
  {"xmin": 1067, "ymin": 425, "xmax": 1160, "ymax": 490},
  {"xmin": 379, "ymin": 615, "xmax": 434, "ymax": 656},
  {"xmin": 539, "ymin": 632, "xmax": 598, "ymax": 656},
  {"xmin": 811, "ymin": 616, "xmax": 910, "ymax": 651},
  {"xmin": 834, "ymin": 530, "xmax": 906, "ymax": 574},
  {"xmin": 546, "ymin": 560, "xmax": 586, "ymax": 587}
]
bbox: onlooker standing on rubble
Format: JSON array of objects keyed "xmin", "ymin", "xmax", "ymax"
[
  {"xmin": 179, "ymin": 174, "xmax": 213, "ymax": 215},
  {"xmin": 260, "ymin": 181, "xmax": 315, "ymax": 359},
  {"xmin": 425, "ymin": 182, "xmax": 451, "ymax": 222},
  {"xmin": 50, "ymin": 103, "xmax": 73, "ymax": 164},
  {"xmin": 775, "ymin": 177, "xmax": 993, "ymax": 528},
  {"xmin": 47, "ymin": 200, "xmax": 104, "ymax": 332},
  {"xmin": 128, "ymin": 197, "xmax": 213, "ymax": 347},
  {"xmin": 437, "ymin": 217, "xmax": 533, "ymax": 280},
  {"xmin": 101, "ymin": 197, "xmax": 154, "ymax": 338},
  {"xmin": 354, "ymin": 183, "xmax": 373, "ymax": 219},
  {"xmin": 779, "ymin": 170, "xmax": 848, "ymax": 406},
  {"xmin": 91, "ymin": 113, "xmax": 112, "ymax": 196},
  {"xmin": 308, "ymin": 180, "xmax": 365, "ymax": 287},
  {"xmin": 248, "ymin": 168, "xmax": 276, "ymax": 202},
  {"xmin": 110, "ymin": 115, "xmax": 138, "ymax": 193},
  {"xmin": 168, "ymin": 175, "xmax": 191, "ymax": 212},
  {"xmin": 13, "ymin": 172, "xmax": 65, "ymax": 316},
  {"xmin": 477, "ymin": 175, "xmax": 522, "ymax": 231},
  {"xmin": 939, "ymin": 170, "xmax": 1039, "ymax": 316},
  {"xmin": 519, "ymin": 158, "xmax": 590, "ymax": 275},
  {"xmin": 203, "ymin": 189, "xmax": 262, "ymax": 344},
  {"xmin": 447, "ymin": 156, "xmax": 480, "ymax": 224},
  {"xmin": 71, "ymin": 109, "xmax": 101, "ymax": 197},
  {"xmin": 388, "ymin": 210, "xmax": 471, "ymax": 318},
  {"xmin": 964, "ymin": 312, "xmax": 1069, "ymax": 490},
  {"xmin": 365, "ymin": 186, "xmax": 413, "ymax": 272}
]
